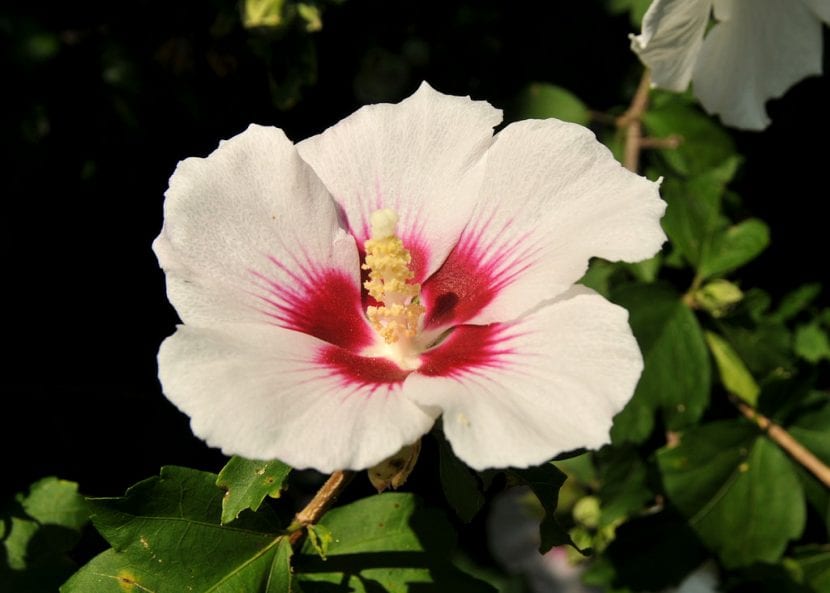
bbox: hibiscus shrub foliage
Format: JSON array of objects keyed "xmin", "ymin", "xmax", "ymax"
[{"xmin": 3, "ymin": 1, "xmax": 830, "ymax": 593}]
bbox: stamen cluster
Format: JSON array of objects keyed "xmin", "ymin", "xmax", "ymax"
[{"xmin": 361, "ymin": 210, "xmax": 425, "ymax": 344}]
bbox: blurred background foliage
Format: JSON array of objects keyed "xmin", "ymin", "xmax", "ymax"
[{"xmin": 2, "ymin": 1, "xmax": 829, "ymax": 591}]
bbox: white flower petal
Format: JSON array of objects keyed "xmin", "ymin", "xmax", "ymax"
[
  {"xmin": 405, "ymin": 287, "xmax": 643, "ymax": 470},
  {"xmin": 711, "ymin": 0, "xmax": 734, "ymax": 21},
  {"xmin": 154, "ymin": 124, "xmax": 375, "ymax": 350},
  {"xmin": 296, "ymin": 82, "xmax": 502, "ymax": 282},
  {"xmin": 802, "ymin": 0, "xmax": 830, "ymax": 22},
  {"xmin": 631, "ymin": 0, "xmax": 713, "ymax": 91},
  {"xmin": 158, "ymin": 323, "xmax": 437, "ymax": 472},
  {"xmin": 421, "ymin": 119, "xmax": 665, "ymax": 329},
  {"xmin": 693, "ymin": 0, "xmax": 824, "ymax": 130}
]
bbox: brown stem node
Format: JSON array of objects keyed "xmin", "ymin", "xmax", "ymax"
[{"xmin": 288, "ymin": 470, "xmax": 354, "ymax": 546}]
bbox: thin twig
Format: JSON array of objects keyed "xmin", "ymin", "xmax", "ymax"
[
  {"xmin": 617, "ymin": 70, "xmax": 652, "ymax": 172},
  {"xmin": 640, "ymin": 135, "xmax": 682, "ymax": 150},
  {"xmin": 288, "ymin": 470, "xmax": 354, "ymax": 545},
  {"xmin": 734, "ymin": 399, "xmax": 830, "ymax": 488}
]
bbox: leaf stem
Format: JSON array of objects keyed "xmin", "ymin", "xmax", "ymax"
[
  {"xmin": 682, "ymin": 274, "xmax": 704, "ymax": 308},
  {"xmin": 733, "ymin": 399, "xmax": 830, "ymax": 488},
  {"xmin": 617, "ymin": 69, "xmax": 652, "ymax": 172},
  {"xmin": 288, "ymin": 470, "xmax": 354, "ymax": 545}
]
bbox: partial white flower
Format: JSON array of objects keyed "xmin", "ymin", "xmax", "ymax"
[
  {"xmin": 631, "ymin": 0, "xmax": 830, "ymax": 130},
  {"xmin": 154, "ymin": 82, "xmax": 665, "ymax": 473}
]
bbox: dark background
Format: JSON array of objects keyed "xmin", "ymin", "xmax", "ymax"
[{"xmin": 3, "ymin": 0, "xmax": 828, "ymax": 500}]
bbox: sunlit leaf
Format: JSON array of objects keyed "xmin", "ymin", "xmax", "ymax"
[
  {"xmin": 705, "ymin": 331, "xmax": 760, "ymax": 406},
  {"xmin": 306, "ymin": 523, "xmax": 332, "ymax": 560},
  {"xmin": 61, "ymin": 467, "xmax": 288, "ymax": 593},
  {"xmin": 216, "ymin": 456, "xmax": 292, "ymax": 524},
  {"xmin": 243, "ymin": 0, "xmax": 286, "ymax": 28},
  {"xmin": 295, "ymin": 493, "xmax": 495, "ymax": 592}
]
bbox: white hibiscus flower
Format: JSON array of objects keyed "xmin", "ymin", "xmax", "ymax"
[
  {"xmin": 153, "ymin": 82, "xmax": 665, "ymax": 473},
  {"xmin": 631, "ymin": 0, "xmax": 830, "ymax": 130}
]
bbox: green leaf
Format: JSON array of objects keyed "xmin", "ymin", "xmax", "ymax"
[
  {"xmin": 584, "ymin": 509, "xmax": 707, "ymax": 591},
  {"xmin": 438, "ymin": 437, "xmax": 485, "ymax": 523},
  {"xmin": 62, "ymin": 466, "xmax": 289, "ymax": 593},
  {"xmin": 295, "ymin": 493, "xmax": 495, "ymax": 592},
  {"xmin": 789, "ymin": 400, "xmax": 830, "ymax": 517},
  {"xmin": 19, "ymin": 477, "xmax": 88, "ymax": 531},
  {"xmin": 243, "ymin": 0, "xmax": 286, "ymax": 28},
  {"xmin": 794, "ymin": 323, "xmax": 830, "ymax": 363},
  {"xmin": 555, "ymin": 451, "xmax": 597, "ymax": 486},
  {"xmin": 789, "ymin": 400, "xmax": 830, "ymax": 465},
  {"xmin": 770, "ymin": 283, "xmax": 822, "ymax": 323},
  {"xmin": 790, "ymin": 546, "xmax": 830, "ymax": 592},
  {"xmin": 579, "ymin": 258, "xmax": 619, "ymax": 298},
  {"xmin": 306, "ymin": 524, "xmax": 332, "ymax": 560},
  {"xmin": 698, "ymin": 218, "xmax": 770, "ymax": 279},
  {"xmin": 659, "ymin": 162, "xmax": 768, "ymax": 280},
  {"xmin": 297, "ymin": 3, "xmax": 322, "ymax": 32},
  {"xmin": 509, "ymin": 463, "xmax": 574, "ymax": 553},
  {"xmin": 606, "ymin": 0, "xmax": 653, "ymax": 27},
  {"xmin": 623, "ymin": 254, "xmax": 662, "ymax": 283},
  {"xmin": 717, "ymin": 321, "xmax": 793, "ymax": 377},
  {"xmin": 727, "ymin": 563, "xmax": 812, "ymax": 593},
  {"xmin": 658, "ymin": 421, "xmax": 806, "ymax": 567},
  {"xmin": 216, "ymin": 456, "xmax": 292, "ymax": 524},
  {"xmin": 611, "ymin": 283, "xmax": 711, "ymax": 442},
  {"xmin": 515, "ymin": 82, "xmax": 590, "ymax": 125},
  {"xmin": 596, "ymin": 446, "xmax": 652, "ymax": 527},
  {"xmin": 643, "ymin": 93, "xmax": 738, "ymax": 177},
  {"xmin": 1, "ymin": 478, "xmax": 88, "ymax": 592},
  {"xmin": 268, "ymin": 537, "xmax": 297, "ymax": 593},
  {"xmin": 705, "ymin": 331, "xmax": 760, "ymax": 406},
  {"xmin": 659, "ymin": 173, "xmax": 724, "ymax": 271}
]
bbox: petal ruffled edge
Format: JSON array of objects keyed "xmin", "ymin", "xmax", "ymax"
[
  {"xmin": 693, "ymin": 0, "xmax": 824, "ymax": 130},
  {"xmin": 154, "ymin": 124, "xmax": 375, "ymax": 350},
  {"xmin": 404, "ymin": 286, "xmax": 643, "ymax": 470},
  {"xmin": 159, "ymin": 322, "xmax": 438, "ymax": 472},
  {"xmin": 296, "ymin": 82, "xmax": 502, "ymax": 283},
  {"xmin": 421, "ymin": 119, "xmax": 665, "ymax": 330},
  {"xmin": 631, "ymin": 0, "xmax": 713, "ymax": 91}
]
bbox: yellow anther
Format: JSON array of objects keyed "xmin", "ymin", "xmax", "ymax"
[{"xmin": 362, "ymin": 210, "xmax": 424, "ymax": 344}]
